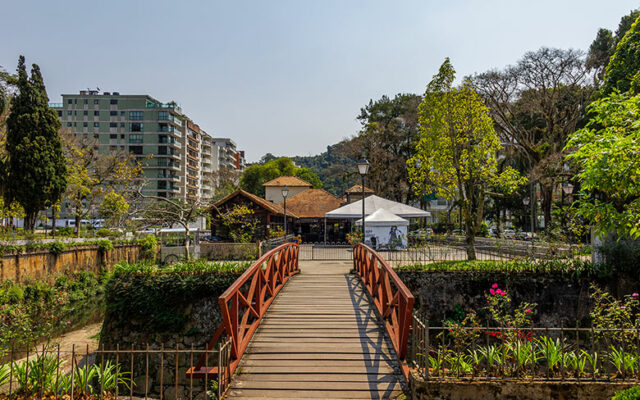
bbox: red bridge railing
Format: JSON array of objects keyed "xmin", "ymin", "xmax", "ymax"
[
  {"xmin": 186, "ymin": 242, "xmax": 299, "ymax": 379},
  {"xmin": 353, "ymin": 243, "xmax": 414, "ymax": 379}
]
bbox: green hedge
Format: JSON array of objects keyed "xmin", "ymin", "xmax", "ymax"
[
  {"xmin": 613, "ymin": 386, "xmax": 640, "ymax": 400},
  {"xmin": 394, "ymin": 259, "xmax": 608, "ymax": 278},
  {"xmin": 0, "ymin": 270, "xmax": 109, "ymax": 352},
  {"xmin": 103, "ymin": 260, "xmax": 250, "ymax": 334},
  {"xmin": 0, "ymin": 238, "xmax": 143, "ymax": 256}
]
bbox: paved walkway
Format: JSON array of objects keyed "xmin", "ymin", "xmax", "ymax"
[{"xmin": 228, "ymin": 261, "xmax": 405, "ymax": 399}]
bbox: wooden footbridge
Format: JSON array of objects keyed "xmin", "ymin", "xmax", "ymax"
[{"xmin": 186, "ymin": 243, "xmax": 414, "ymax": 399}]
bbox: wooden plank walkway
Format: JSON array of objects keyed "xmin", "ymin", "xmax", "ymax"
[{"xmin": 228, "ymin": 261, "xmax": 405, "ymax": 399}]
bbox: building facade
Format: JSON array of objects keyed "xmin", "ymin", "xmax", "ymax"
[{"xmin": 51, "ymin": 91, "xmax": 245, "ymax": 204}]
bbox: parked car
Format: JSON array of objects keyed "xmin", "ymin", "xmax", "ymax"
[
  {"xmin": 502, "ymin": 229, "xmax": 516, "ymax": 239},
  {"xmin": 451, "ymin": 229, "xmax": 464, "ymax": 236},
  {"xmin": 202, "ymin": 235, "xmax": 221, "ymax": 242}
]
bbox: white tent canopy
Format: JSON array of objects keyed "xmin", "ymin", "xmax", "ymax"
[
  {"xmin": 355, "ymin": 208, "xmax": 409, "ymax": 226},
  {"xmin": 325, "ymin": 195, "xmax": 430, "ymax": 219}
]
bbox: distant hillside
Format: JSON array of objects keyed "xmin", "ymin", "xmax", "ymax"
[{"xmin": 291, "ymin": 140, "xmax": 360, "ymax": 197}]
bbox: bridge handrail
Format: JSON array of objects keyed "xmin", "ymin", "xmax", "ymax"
[
  {"xmin": 353, "ymin": 243, "xmax": 414, "ymax": 378},
  {"xmin": 187, "ymin": 242, "xmax": 300, "ymax": 378}
]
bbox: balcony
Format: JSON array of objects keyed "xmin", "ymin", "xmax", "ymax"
[
  {"xmin": 48, "ymin": 103, "xmax": 63, "ymax": 108},
  {"xmin": 145, "ymin": 102, "xmax": 182, "ymax": 113}
]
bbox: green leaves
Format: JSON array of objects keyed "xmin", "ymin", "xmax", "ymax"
[{"xmin": 566, "ymin": 92, "xmax": 640, "ymax": 239}]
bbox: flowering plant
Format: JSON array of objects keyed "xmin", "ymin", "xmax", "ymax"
[
  {"xmin": 590, "ymin": 285, "xmax": 640, "ymax": 347},
  {"xmin": 485, "ymin": 283, "xmax": 537, "ymax": 345}
]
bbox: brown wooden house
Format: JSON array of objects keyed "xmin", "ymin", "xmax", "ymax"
[{"xmin": 210, "ymin": 189, "xmax": 298, "ymax": 240}]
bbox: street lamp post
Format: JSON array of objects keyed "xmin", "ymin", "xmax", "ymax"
[
  {"xmin": 282, "ymin": 185, "xmax": 289, "ymax": 238},
  {"xmin": 357, "ymin": 159, "xmax": 370, "ymax": 244}
]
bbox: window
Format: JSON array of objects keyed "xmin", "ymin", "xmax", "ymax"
[
  {"xmin": 83, "ymin": 122, "xmax": 88, "ymax": 127},
  {"xmin": 110, "ymin": 111, "xmax": 117, "ymax": 116},
  {"xmin": 120, "ymin": 123, "xmax": 125, "ymax": 128},
  {"xmin": 83, "ymin": 111, "xmax": 88, "ymax": 116},
  {"xmin": 158, "ymin": 124, "xmax": 168, "ymax": 132},
  {"xmin": 157, "ymin": 181, "xmax": 167, "ymax": 189},
  {"xmin": 110, "ymin": 134, "xmax": 117, "ymax": 139},
  {"xmin": 129, "ymin": 123, "xmax": 143, "ymax": 132},
  {"xmin": 158, "ymin": 146, "xmax": 167, "ymax": 155},
  {"xmin": 57, "ymin": 111, "xmax": 62, "ymax": 117},
  {"xmin": 93, "ymin": 134, "xmax": 99, "ymax": 138},
  {"xmin": 129, "ymin": 146, "xmax": 143, "ymax": 155},
  {"xmin": 66, "ymin": 122, "xmax": 72, "ymax": 127},
  {"xmin": 73, "ymin": 122, "xmax": 77, "ymax": 127},
  {"xmin": 94, "ymin": 111, "xmax": 99, "ymax": 116},
  {"xmin": 120, "ymin": 111, "xmax": 125, "ymax": 116},
  {"xmin": 67, "ymin": 99, "xmax": 73, "ymax": 104},
  {"xmin": 129, "ymin": 111, "xmax": 144, "ymax": 120},
  {"xmin": 67, "ymin": 111, "xmax": 72, "ymax": 115},
  {"xmin": 120, "ymin": 134, "xmax": 125, "ymax": 139},
  {"xmin": 159, "ymin": 135, "xmax": 168, "ymax": 144},
  {"xmin": 94, "ymin": 99, "xmax": 99, "ymax": 105},
  {"xmin": 93, "ymin": 122, "xmax": 100, "ymax": 127},
  {"xmin": 110, "ymin": 99, "xmax": 118, "ymax": 105},
  {"xmin": 109, "ymin": 122, "xmax": 117, "ymax": 128},
  {"xmin": 129, "ymin": 134, "xmax": 143, "ymax": 143},
  {"xmin": 84, "ymin": 99, "xmax": 88, "ymax": 104},
  {"xmin": 158, "ymin": 111, "xmax": 168, "ymax": 120},
  {"xmin": 157, "ymin": 192, "xmax": 167, "ymax": 197}
]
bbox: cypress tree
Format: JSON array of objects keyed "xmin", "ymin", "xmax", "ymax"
[{"xmin": 5, "ymin": 56, "xmax": 67, "ymax": 230}]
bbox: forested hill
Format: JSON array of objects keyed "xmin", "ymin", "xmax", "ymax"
[{"xmin": 290, "ymin": 140, "xmax": 360, "ymax": 197}]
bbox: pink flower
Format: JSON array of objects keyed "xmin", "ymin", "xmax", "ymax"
[
  {"xmin": 621, "ymin": 306, "xmax": 626, "ymax": 310},
  {"xmin": 633, "ymin": 293, "xmax": 639, "ymax": 297},
  {"xmin": 500, "ymin": 291, "xmax": 507, "ymax": 296},
  {"xmin": 490, "ymin": 289, "xmax": 495, "ymax": 295},
  {"xmin": 492, "ymin": 283, "xmax": 499, "ymax": 289},
  {"xmin": 525, "ymin": 309, "xmax": 532, "ymax": 314},
  {"xmin": 496, "ymin": 289, "xmax": 502, "ymax": 295}
]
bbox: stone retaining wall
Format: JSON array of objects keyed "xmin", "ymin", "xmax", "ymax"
[
  {"xmin": 410, "ymin": 373, "xmax": 633, "ymax": 400},
  {"xmin": 0, "ymin": 244, "xmax": 142, "ymax": 283}
]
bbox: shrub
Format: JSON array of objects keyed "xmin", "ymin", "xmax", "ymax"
[
  {"xmin": 0, "ymin": 271, "xmax": 109, "ymax": 352},
  {"xmin": 104, "ymin": 260, "xmax": 249, "ymax": 333},
  {"xmin": 600, "ymin": 240, "xmax": 640, "ymax": 278},
  {"xmin": 48, "ymin": 241, "xmax": 66, "ymax": 255},
  {"xmin": 138, "ymin": 235, "xmax": 158, "ymax": 261},
  {"xmin": 96, "ymin": 228, "xmax": 115, "ymax": 238},
  {"xmin": 613, "ymin": 386, "xmax": 640, "ymax": 400},
  {"xmin": 394, "ymin": 259, "xmax": 601, "ymax": 277},
  {"xmin": 97, "ymin": 240, "xmax": 114, "ymax": 253}
]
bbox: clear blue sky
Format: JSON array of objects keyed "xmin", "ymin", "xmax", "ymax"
[{"xmin": 1, "ymin": 1, "xmax": 637, "ymax": 161}]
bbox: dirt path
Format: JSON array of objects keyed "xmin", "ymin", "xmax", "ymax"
[{"xmin": 15, "ymin": 323, "xmax": 102, "ymax": 365}]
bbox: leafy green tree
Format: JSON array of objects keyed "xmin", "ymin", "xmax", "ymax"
[
  {"xmin": 566, "ymin": 91, "xmax": 640, "ymax": 239},
  {"xmin": 62, "ymin": 131, "xmax": 141, "ymax": 236},
  {"xmin": 239, "ymin": 157, "xmax": 322, "ymax": 196},
  {"xmin": 603, "ymin": 13, "xmax": 640, "ymax": 95},
  {"xmin": 472, "ymin": 48, "xmax": 591, "ymax": 232},
  {"xmin": 348, "ymin": 93, "xmax": 422, "ymax": 203},
  {"xmin": 408, "ymin": 59, "xmax": 525, "ymax": 260},
  {"xmin": 587, "ymin": 10, "xmax": 639, "ymax": 83},
  {"xmin": 4, "ymin": 56, "xmax": 67, "ymax": 230},
  {"xmin": 291, "ymin": 141, "xmax": 358, "ymax": 196}
]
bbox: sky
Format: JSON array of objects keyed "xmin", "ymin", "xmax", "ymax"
[{"xmin": 1, "ymin": 1, "xmax": 638, "ymax": 162}]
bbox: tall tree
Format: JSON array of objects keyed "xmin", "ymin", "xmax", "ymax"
[
  {"xmin": 5, "ymin": 56, "xmax": 67, "ymax": 230},
  {"xmin": 348, "ymin": 93, "xmax": 422, "ymax": 203},
  {"xmin": 566, "ymin": 91, "xmax": 640, "ymax": 239},
  {"xmin": 62, "ymin": 131, "xmax": 141, "ymax": 235},
  {"xmin": 471, "ymin": 48, "xmax": 591, "ymax": 232},
  {"xmin": 408, "ymin": 59, "xmax": 524, "ymax": 260},
  {"xmin": 586, "ymin": 10, "xmax": 640, "ymax": 84},
  {"xmin": 603, "ymin": 14, "xmax": 640, "ymax": 95},
  {"xmin": 239, "ymin": 157, "xmax": 321, "ymax": 196}
]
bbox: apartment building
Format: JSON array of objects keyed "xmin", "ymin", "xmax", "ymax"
[{"xmin": 51, "ymin": 91, "xmax": 245, "ymax": 204}]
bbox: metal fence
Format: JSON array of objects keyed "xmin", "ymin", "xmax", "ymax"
[
  {"xmin": 0, "ymin": 338, "xmax": 232, "ymax": 400},
  {"xmin": 409, "ymin": 313, "xmax": 640, "ymax": 382},
  {"xmin": 383, "ymin": 236, "xmax": 588, "ymax": 267}
]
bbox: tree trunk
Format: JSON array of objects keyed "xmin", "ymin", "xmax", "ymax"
[
  {"xmin": 24, "ymin": 211, "xmax": 38, "ymax": 232},
  {"xmin": 465, "ymin": 232, "xmax": 477, "ymax": 260},
  {"xmin": 52, "ymin": 213, "xmax": 56, "ymax": 237},
  {"xmin": 75, "ymin": 214, "xmax": 81, "ymax": 237},
  {"xmin": 541, "ymin": 184, "xmax": 553, "ymax": 233},
  {"xmin": 184, "ymin": 227, "xmax": 191, "ymax": 261}
]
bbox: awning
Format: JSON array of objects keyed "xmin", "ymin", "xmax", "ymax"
[
  {"xmin": 355, "ymin": 209, "xmax": 409, "ymax": 226},
  {"xmin": 325, "ymin": 195, "xmax": 430, "ymax": 219}
]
